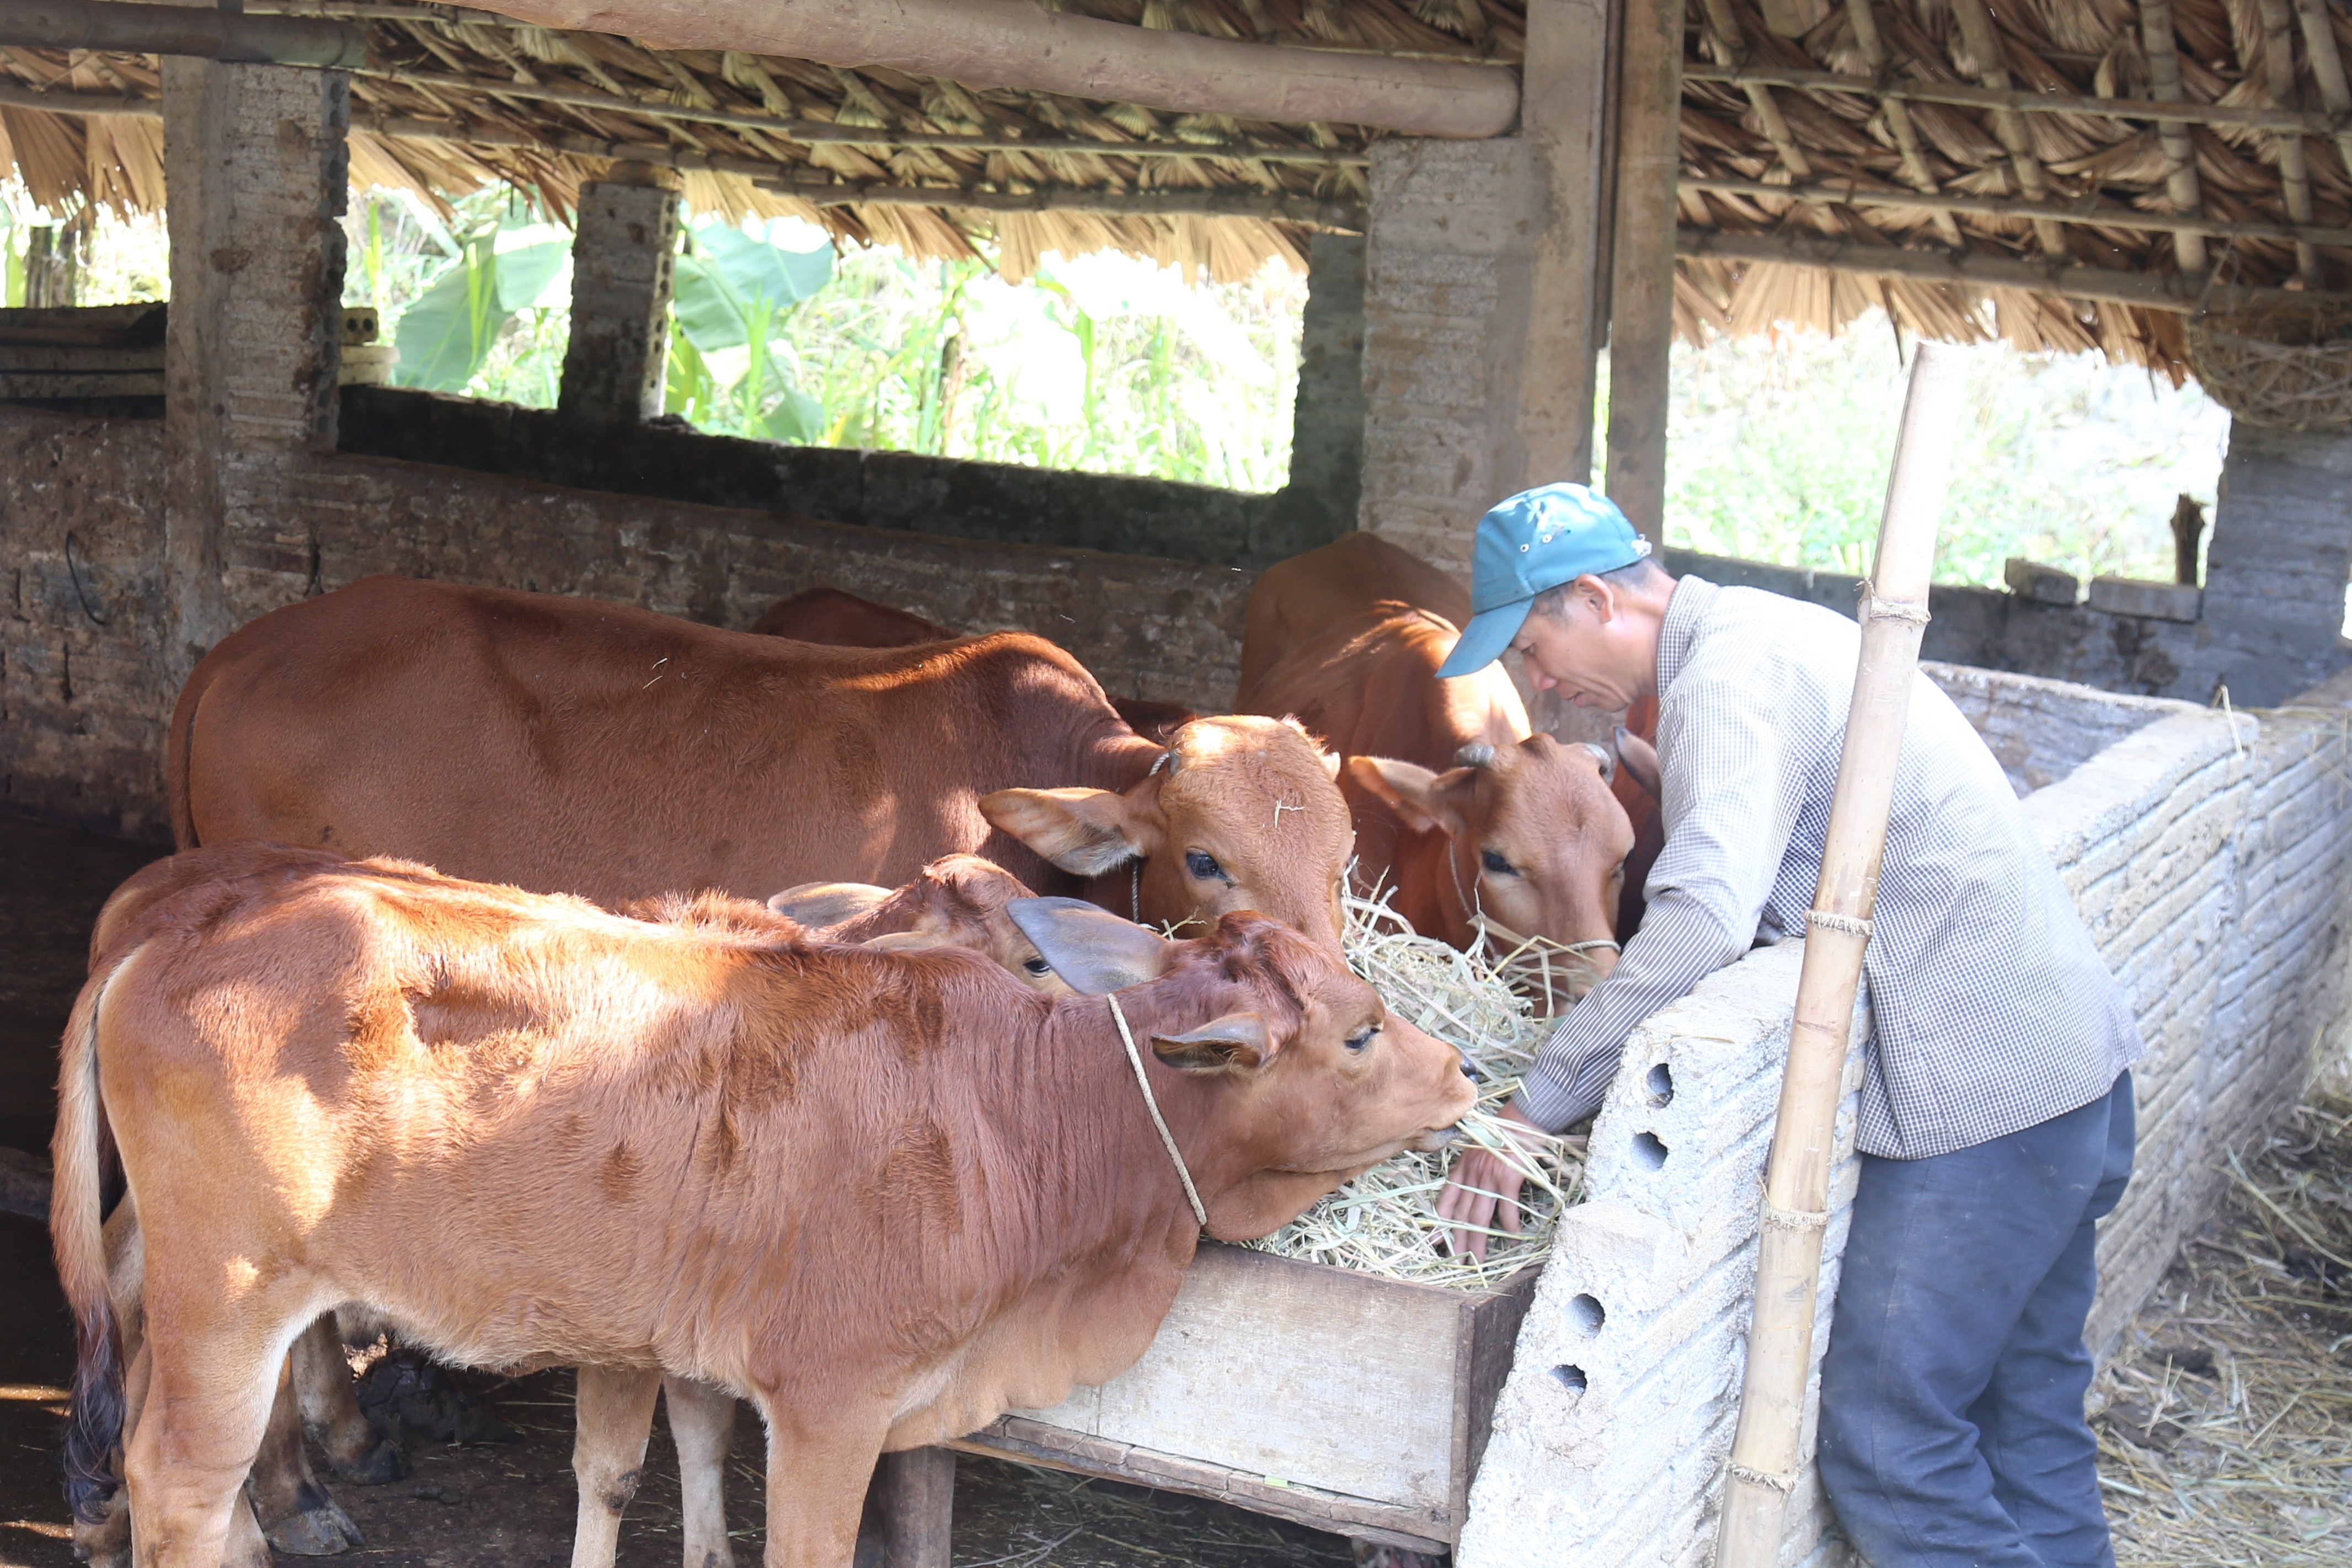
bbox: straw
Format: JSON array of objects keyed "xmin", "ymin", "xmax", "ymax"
[
  {"xmin": 1247, "ymin": 888, "xmax": 1591, "ymax": 1291},
  {"xmin": 2094, "ymin": 1095, "xmax": 2352, "ymax": 1566}
]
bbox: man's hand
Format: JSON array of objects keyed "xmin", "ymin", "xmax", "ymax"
[{"xmin": 1435, "ymin": 1101, "xmax": 1551, "ymax": 1261}]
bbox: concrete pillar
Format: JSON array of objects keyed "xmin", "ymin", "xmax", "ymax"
[
  {"xmin": 2191, "ymin": 420, "xmax": 2352, "ymax": 705},
  {"xmin": 559, "ymin": 165, "xmax": 682, "ymax": 425},
  {"xmin": 163, "ymin": 57, "xmax": 350, "ymax": 676},
  {"xmin": 1355, "ymin": 1, "xmax": 1611, "ymax": 580},
  {"xmin": 1249, "ymin": 232, "xmax": 1365, "ymax": 561}
]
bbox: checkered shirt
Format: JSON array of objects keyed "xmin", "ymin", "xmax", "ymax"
[{"xmin": 1515, "ymin": 576, "xmax": 2144, "ymax": 1159}]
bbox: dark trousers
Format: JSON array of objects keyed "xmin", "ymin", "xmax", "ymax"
[{"xmin": 1818, "ymin": 1073, "xmax": 2135, "ymax": 1568}]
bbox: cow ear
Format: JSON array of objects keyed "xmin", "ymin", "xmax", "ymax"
[
  {"xmin": 1613, "ymin": 727, "xmax": 1661, "ymax": 799},
  {"xmin": 768, "ymin": 881, "xmax": 892, "ymax": 929},
  {"xmin": 982, "ymin": 787, "xmax": 1154, "ymax": 876},
  {"xmin": 1347, "ymin": 756, "xmax": 1471, "ymax": 840},
  {"xmin": 1152, "ymin": 1012, "xmax": 1270, "ymax": 1073},
  {"xmin": 1006, "ymin": 897, "xmax": 1177, "ymax": 993},
  {"xmin": 1319, "ymin": 749, "xmax": 1343, "ymax": 783}
]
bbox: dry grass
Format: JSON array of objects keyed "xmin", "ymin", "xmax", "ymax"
[
  {"xmin": 1248, "ymin": 891, "xmax": 1589, "ymax": 1291},
  {"xmin": 2096, "ymin": 1096, "xmax": 2352, "ymax": 1567}
]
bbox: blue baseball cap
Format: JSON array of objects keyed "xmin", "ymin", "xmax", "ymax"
[{"xmin": 1434, "ymin": 484, "xmax": 1648, "ymax": 678}]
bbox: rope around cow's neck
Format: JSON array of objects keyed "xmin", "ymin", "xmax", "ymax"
[{"xmin": 1104, "ymin": 992, "xmax": 1209, "ymax": 1233}]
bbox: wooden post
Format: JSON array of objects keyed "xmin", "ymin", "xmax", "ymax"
[
  {"xmin": 1712, "ymin": 343, "xmax": 1971, "ymax": 1568},
  {"xmin": 1602, "ymin": 0, "xmax": 1682, "ymax": 540},
  {"xmin": 879, "ymin": 1446, "xmax": 954, "ymax": 1568},
  {"xmin": 1520, "ymin": 0, "xmax": 1615, "ymax": 486},
  {"xmin": 2141, "ymin": 0, "xmax": 2211, "ymax": 275},
  {"xmin": 2171, "ymin": 494, "xmax": 2207, "ymax": 586}
]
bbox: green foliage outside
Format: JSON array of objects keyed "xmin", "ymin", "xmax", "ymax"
[{"xmin": 1621, "ymin": 324, "xmax": 2230, "ymax": 591}]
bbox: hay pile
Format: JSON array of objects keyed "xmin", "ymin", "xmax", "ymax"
[
  {"xmin": 2095, "ymin": 1096, "xmax": 2352, "ymax": 1566},
  {"xmin": 1249, "ymin": 891, "xmax": 1590, "ymax": 1291}
]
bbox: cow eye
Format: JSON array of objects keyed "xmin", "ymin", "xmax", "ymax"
[
  {"xmin": 1023, "ymin": 956, "xmax": 1054, "ymax": 976},
  {"xmin": 1344, "ymin": 1026, "xmax": 1376, "ymax": 1053},
  {"xmin": 1480, "ymin": 848, "xmax": 1517, "ymax": 876},
  {"xmin": 1184, "ymin": 849, "xmax": 1225, "ymax": 882}
]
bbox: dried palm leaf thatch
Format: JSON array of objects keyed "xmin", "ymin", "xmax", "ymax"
[
  {"xmin": 1249, "ymin": 890, "xmax": 1584, "ymax": 1291},
  {"xmin": 2093, "ymin": 1098, "xmax": 2352, "ymax": 1566},
  {"xmin": 2186, "ymin": 302, "xmax": 2352, "ymax": 428}
]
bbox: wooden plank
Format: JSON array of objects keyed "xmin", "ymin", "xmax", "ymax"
[
  {"xmin": 1519, "ymin": 0, "xmax": 1616, "ymax": 486},
  {"xmin": 1604, "ymin": 0, "xmax": 1685, "ymax": 540},
  {"xmin": 0, "ymin": 346, "xmax": 164, "ymax": 371},
  {"xmin": 0, "ymin": 303, "xmax": 165, "ymax": 347},
  {"xmin": 1009, "ymin": 1244, "xmax": 1471, "ymax": 1515},
  {"xmin": 949, "ymin": 1420, "xmax": 1453, "ymax": 1554},
  {"xmin": 0, "ymin": 372, "xmax": 164, "ymax": 397},
  {"xmin": 1463, "ymin": 1259, "xmax": 1543, "ymax": 1484},
  {"xmin": 878, "ymin": 1447, "xmax": 953, "ymax": 1568}
]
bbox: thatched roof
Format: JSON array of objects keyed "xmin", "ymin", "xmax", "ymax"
[{"xmin": 2, "ymin": 1, "xmax": 2345, "ymax": 374}]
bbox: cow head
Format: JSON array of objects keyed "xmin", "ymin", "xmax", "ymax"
[
  {"xmin": 772, "ymin": 854, "xmax": 1071, "ymax": 995},
  {"xmin": 979, "ymin": 716, "xmax": 1354, "ymax": 949},
  {"xmin": 1348, "ymin": 734, "xmax": 1633, "ymax": 1005},
  {"xmin": 1009, "ymin": 900, "xmax": 1476, "ymax": 1241}
]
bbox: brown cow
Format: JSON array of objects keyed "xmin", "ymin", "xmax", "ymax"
[
  {"xmin": 54, "ymin": 848, "xmax": 1471, "ymax": 1568},
  {"xmin": 750, "ymin": 584, "xmax": 1198, "ymax": 747},
  {"xmin": 71, "ymin": 847, "xmax": 1066, "ymax": 1568},
  {"xmin": 1238, "ymin": 536, "xmax": 1633, "ymax": 999},
  {"xmin": 170, "ymin": 576, "xmax": 1348, "ymax": 946}
]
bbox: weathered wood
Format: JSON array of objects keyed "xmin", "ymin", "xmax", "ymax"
[
  {"xmin": 0, "ymin": 0, "xmax": 365, "ymax": 67},
  {"xmin": 0, "ymin": 303, "xmax": 165, "ymax": 345},
  {"xmin": 2295, "ymin": 0, "xmax": 2352, "ymax": 183},
  {"xmin": 1519, "ymin": 0, "xmax": 1616, "ymax": 485},
  {"xmin": 1844, "ymin": 0, "xmax": 1964, "ymax": 248},
  {"xmin": 2255, "ymin": 0, "xmax": 2322, "ymax": 287},
  {"xmin": 950, "ymin": 1243, "xmax": 1536, "ymax": 1547},
  {"xmin": 467, "ymin": 0, "xmax": 1520, "ymax": 140},
  {"xmin": 0, "ymin": 1146, "xmax": 49, "ymax": 1222},
  {"xmin": 0, "ymin": 371, "xmax": 165, "ymax": 397},
  {"xmin": 1603, "ymin": 0, "xmax": 1683, "ymax": 540},
  {"xmin": 1947, "ymin": 0, "xmax": 2064, "ymax": 257},
  {"xmin": 878, "ymin": 1447, "xmax": 953, "ymax": 1568}
]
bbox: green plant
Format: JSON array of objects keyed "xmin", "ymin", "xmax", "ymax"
[{"xmin": 664, "ymin": 221, "xmax": 834, "ymax": 440}]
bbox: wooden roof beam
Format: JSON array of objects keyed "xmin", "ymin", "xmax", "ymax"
[
  {"xmin": 1684, "ymin": 173, "xmax": 2352, "ymax": 249},
  {"xmin": 2140, "ymin": 0, "xmax": 2210, "ymax": 273},
  {"xmin": 1675, "ymin": 226, "xmax": 2352, "ymax": 311},
  {"xmin": 2254, "ymin": 0, "xmax": 2323, "ymax": 286},
  {"xmin": 465, "ymin": 0, "xmax": 1519, "ymax": 140}
]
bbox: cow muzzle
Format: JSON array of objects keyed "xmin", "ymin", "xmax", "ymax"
[{"xmin": 1410, "ymin": 1125, "xmax": 1461, "ymax": 1153}]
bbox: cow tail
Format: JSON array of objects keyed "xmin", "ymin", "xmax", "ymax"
[
  {"xmin": 52, "ymin": 952, "xmax": 130, "ymax": 1522},
  {"xmin": 165, "ymin": 655, "xmax": 209, "ymax": 850}
]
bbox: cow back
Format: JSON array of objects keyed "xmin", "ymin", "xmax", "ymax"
[{"xmin": 173, "ymin": 577, "xmax": 1143, "ymax": 907}]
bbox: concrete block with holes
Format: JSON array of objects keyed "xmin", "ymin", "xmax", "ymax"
[{"xmin": 1458, "ymin": 665, "xmax": 2352, "ymax": 1567}]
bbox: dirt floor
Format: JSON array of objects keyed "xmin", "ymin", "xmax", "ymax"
[{"xmin": 0, "ymin": 812, "xmax": 1353, "ymax": 1568}]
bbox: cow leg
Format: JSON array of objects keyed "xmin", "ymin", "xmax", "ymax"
[
  {"xmin": 662, "ymin": 1376, "xmax": 737, "ymax": 1568},
  {"xmin": 122, "ymin": 1325, "xmax": 291, "ymax": 1568},
  {"xmin": 249, "ymin": 1348, "xmax": 365, "ymax": 1555},
  {"xmin": 292, "ymin": 1317, "xmax": 407, "ymax": 1484},
  {"xmin": 757, "ymin": 1416, "xmax": 888, "ymax": 1568},
  {"xmin": 570, "ymin": 1366, "xmax": 662, "ymax": 1568}
]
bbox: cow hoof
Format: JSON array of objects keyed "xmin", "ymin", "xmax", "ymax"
[
  {"xmin": 329, "ymin": 1435, "xmax": 410, "ymax": 1485},
  {"xmin": 265, "ymin": 1499, "xmax": 366, "ymax": 1556}
]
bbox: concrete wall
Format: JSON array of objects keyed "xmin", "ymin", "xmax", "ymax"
[
  {"xmin": 1460, "ymin": 666, "xmax": 2352, "ymax": 1567},
  {"xmin": 0, "ymin": 407, "xmax": 1254, "ymax": 838}
]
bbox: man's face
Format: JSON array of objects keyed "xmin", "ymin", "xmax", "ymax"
[{"xmin": 1509, "ymin": 577, "xmax": 1651, "ymax": 710}]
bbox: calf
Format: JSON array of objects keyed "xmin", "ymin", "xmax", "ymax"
[
  {"xmin": 1239, "ymin": 536, "xmax": 1633, "ymax": 1000},
  {"xmin": 72, "ymin": 848, "xmax": 1070, "ymax": 1568},
  {"xmin": 55, "ymin": 848, "xmax": 1468, "ymax": 1568}
]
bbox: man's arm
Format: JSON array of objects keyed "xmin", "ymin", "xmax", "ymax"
[{"xmin": 1516, "ymin": 671, "xmax": 1815, "ymax": 1130}]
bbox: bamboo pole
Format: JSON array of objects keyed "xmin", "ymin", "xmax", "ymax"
[
  {"xmin": 1674, "ymin": 226, "xmax": 2352, "ymax": 311},
  {"xmin": 2294, "ymin": 0, "xmax": 2352, "ymax": 183},
  {"xmin": 1696, "ymin": 0, "xmax": 1815, "ymax": 180},
  {"xmin": 1843, "ymin": 0, "xmax": 1963, "ymax": 249},
  {"xmin": 2141, "ymin": 0, "xmax": 2211, "ymax": 274},
  {"xmin": 1712, "ymin": 340, "xmax": 1971, "ymax": 1568},
  {"xmin": 1946, "ymin": 0, "xmax": 2066, "ymax": 258},
  {"xmin": 1603, "ymin": 0, "xmax": 1685, "ymax": 542},
  {"xmin": 2255, "ymin": 0, "xmax": 2323, "ymax": 287},
  {"xmin": 464, "ymin": 0, "xmax": 1520, "ymax": 140}
]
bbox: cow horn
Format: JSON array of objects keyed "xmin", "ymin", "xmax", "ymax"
[
  {"xmin": 1580, "ymin": 741, "xmax": 1616, "ymax": 782},
  {"xmin": 1454, "ymin": 742, "xmax": 1496, "ymax": 769}
]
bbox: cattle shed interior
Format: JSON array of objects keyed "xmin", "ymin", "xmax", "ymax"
[{"xmin": 4, "ymin": 1, "xmax": 2352, "ymax": 1566}]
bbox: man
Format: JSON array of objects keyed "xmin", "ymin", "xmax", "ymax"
[{"xmin": 1431, "ymin": 483, "xmax": 2140, "ymax": 1568}]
